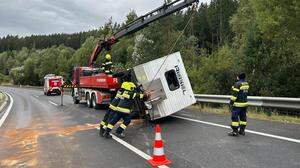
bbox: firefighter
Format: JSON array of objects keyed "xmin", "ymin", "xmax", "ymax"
[
  {"xmin": 228, "ymin": 73, "xmax": 249, "ymax": 136},
  {"xmin": 103, "ymin": 81, "xmax": 147, "ymax": 138},
  {"xmin": 100, "ymin": 53, "xmax": 114, "ymax": 74},
  {"xmin": 99, "ymin": 87, "xmax": 125, "ymax": 136}
]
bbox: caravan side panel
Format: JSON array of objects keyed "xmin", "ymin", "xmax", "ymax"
[{"xmin": 134, "ymin": 52, "xmax": 196, "ymax": 119}]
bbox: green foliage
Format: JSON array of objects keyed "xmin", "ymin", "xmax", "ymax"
[
  {"xmin": 0, "ymin": 0, "xmax": 299, "ymax": 97},
  {"xmin": 72, "ymin": 36, "xmax": 98, "ymax": 66},
  {"xmin": 0, "ymin": 30, "xmax": 99, "ymax": 52},
  {"xmin": 195, "ymin": 45, "xmax": 236, "ymax": 94},
  {"xmin": 230, "ymin": 0, "xmax": 300, "ymax": 97},
  {"xmin": 0, "ymin": 73, "xmax": 10, "ymax": 84}
]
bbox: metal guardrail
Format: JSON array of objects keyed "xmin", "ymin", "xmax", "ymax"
[
  {"xmin": 195, "ymin": 94, "xmax": 300, "ymax": 110},
  {"xmin": 2, "ymin": 85, "xmax": 299, "ymax": 110}
]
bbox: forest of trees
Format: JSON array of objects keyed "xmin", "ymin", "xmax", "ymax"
[{"xmin": 0, "ymin": 0, "xmax": 299, "ymax": 97}]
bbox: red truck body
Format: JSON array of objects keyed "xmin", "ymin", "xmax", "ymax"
[
  {"xmin": 71, "ymin": 67, "xmax": 121, "ymax": 108},
  {"xmin": 79, "ymin": 73, "xmax": 119, "ymax": 89}
]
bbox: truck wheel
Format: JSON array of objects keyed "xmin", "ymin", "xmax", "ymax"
[
  {"xmin": 73, "ymin": 96, "xmax": 79, "ymax": 104},
  {"xmin": 86, "ymin": 94, "xmax": 92, "ymax": 108},
  {"xmin": 92, "ymin": 94, "xmax": 99, "ymax": 109}
]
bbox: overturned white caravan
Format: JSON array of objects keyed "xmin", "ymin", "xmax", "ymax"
[{"xmin": 133, "ymin": 52, "xmax": 196, "ymax": 120}]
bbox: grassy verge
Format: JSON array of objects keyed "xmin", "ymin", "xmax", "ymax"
[
  {"xmin": 189, "ymin": 105, "xmax": 300, "ymax": 125},
  {"xmin": 0, "ymin": 92, "xmax": 6, "ymax": 107}
]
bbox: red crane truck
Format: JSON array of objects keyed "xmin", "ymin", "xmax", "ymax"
[{"xmin": 71, "ymin": 0, "xmax": 198, "ymax": 114}]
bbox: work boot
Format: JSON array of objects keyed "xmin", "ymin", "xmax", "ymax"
[
  {"xmin": 228, "ymin": 130, "xmax": 239, "ymax": 137},
  {"xmin": 239, "ymin": 128, "xmax": 245, "ymax": 136},
  {"xmin": 114, "ymin": 132, "xmax": 125, "ymax": 138},
  {"xmin": 99, "ymin": 127, "xmax": 105, "ymax": 137},
  {"xmin": 103, "ymin": 130, "xmax": 112, "ymax": 139}
]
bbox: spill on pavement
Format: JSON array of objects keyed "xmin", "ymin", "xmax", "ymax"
[{"xmin": 0, "ymin": 118, "xmax": 144, "ymax": 167}]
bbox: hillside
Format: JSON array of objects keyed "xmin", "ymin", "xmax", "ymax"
[{"xmin": 0, "ymin": 0, "xmax": 299, "ymax": 97}]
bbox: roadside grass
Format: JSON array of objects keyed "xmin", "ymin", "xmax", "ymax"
[
  {"xmin": 0, "ymin": 92, "xmax": 5, "ymax": 107},
  {"xmin": 189, "ymin": 104, "xmax": 300, "ymax": 125}
]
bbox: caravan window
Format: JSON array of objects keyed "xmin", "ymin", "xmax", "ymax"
[{"xmin": 165, "ymin": 69, "xmax": 180, "ymax": 91}]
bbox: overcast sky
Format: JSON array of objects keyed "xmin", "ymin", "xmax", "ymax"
[{"xmin": 0, "ymin": 0, "xmax": 209, "ymax": 38}]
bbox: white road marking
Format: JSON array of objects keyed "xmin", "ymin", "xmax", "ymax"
[
  {"xmin": 49, "ymin": 100, "xmax": 59, "ymax": 106},
  {"xmin": 33, "ymin": 95, "xmax": 39, "ymax": 98},
  {"xmin": 172, "ymin": 115, "xmax": 300, "ymax": 144},
  {"xmin": 96, "ymin": 127, "xmax": 169, "ymax": 168},
  {"xmin": 0, "ymin": 92, "xmax": 14, "ymax": 128}
]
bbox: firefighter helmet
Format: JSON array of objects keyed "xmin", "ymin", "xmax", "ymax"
[
  {"xmin": 121, "ymin": 82, "xmax": 136, "ymax": 91},
  {"xmin": 105, "ymin": 53, "xmax": 111, "ymax": 60}
]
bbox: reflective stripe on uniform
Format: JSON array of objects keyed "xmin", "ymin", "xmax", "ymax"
[
  {"xmin": 109, "ymin": 104, "xmax": 118, "ymax": 111},
  {"xmin": 133, "ymin": 93, "xmax": 144, "ymax": 99},
  {"xmin": 100, "ymin": 121, "xmax": 106, "ymax": 126},
  {"xmin": 230, "ymin": 96, "xmax": 237, "ymax": 101},
  {"xmin": 116, "ymin": 106, "xmax": 131, "ymax": 113},
  {"xmin": 233, "ymin": 102, "xmax": 248, "ymax": 107},
  {"xmin": 231, "ymin": 122, "xmax": 239, "ymax": 127},
  {"xmin": 107, "ymin": 124, "xmax": 114, "ymax": 129},
  {"xmin": 240, "ymin": 85, "xmax": 249, "ymax": 90},
  {"xmin": 120, "ymin": 124, "xmax": 127, "ymax": 129},
  {"xmin": 232, "ymin": 87, "xmax": 240, "ymax": 92},
  {"xmin": 122, "ymin": 93, "xmax": 131, "ymax": 99},
  {"xmin": 240, "ymin": 121, "xmax": 247, "ymax": 126},
  {"xmin": 116, "ymin": 93, "xmax": 122, "ymax": 98}
]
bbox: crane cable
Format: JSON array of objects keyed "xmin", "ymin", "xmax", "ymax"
[{"xmin": 145, "ymin": 2, "xmax": 198, "ymax": 92}]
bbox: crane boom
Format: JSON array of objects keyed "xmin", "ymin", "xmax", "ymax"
[{"xmin": 88, "ymin": 0, "xmax": 198, "ymax": 67}]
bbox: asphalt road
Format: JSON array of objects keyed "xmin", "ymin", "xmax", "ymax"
[{"xmin": 0, "ymin": 86, "xmax": 299, "ymax": 168}]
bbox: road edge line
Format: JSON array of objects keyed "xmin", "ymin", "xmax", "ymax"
[
  {"xmin": 0, "ymin": 92, "xmax": 14, "ymax": 128},
  {"xmin": 96, "ymin": 127, "xmax": 169, "ymax": 168},
  {"xmin": 172, "ymin": 115, "xmax": 300, "ymax": 144}
]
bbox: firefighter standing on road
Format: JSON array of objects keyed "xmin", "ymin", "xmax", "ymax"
[
  {"xmin": 228, "ymin": 73, "xmax": 249, "ymax": 136},
  {"xmin": 103, "ymin": 80, "xmax": 147, "ymax": 139},
  {"xmin": 100, "ymin": 53, "xmax": 114, "ymax": 74}
]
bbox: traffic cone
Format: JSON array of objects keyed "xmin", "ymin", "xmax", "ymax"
[{"xmin": 148, "ymin": 124, "xmax": 171, "ymax": 167}]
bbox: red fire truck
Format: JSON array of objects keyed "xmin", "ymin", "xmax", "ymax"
[{"xmin": 44, "ymin": 74, "xmax": 63, "ymax": 96}]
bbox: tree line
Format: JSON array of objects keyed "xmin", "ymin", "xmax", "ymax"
[{"xmin": 0, "ymin": 0, "xmax": 299, "ymax": 97}]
